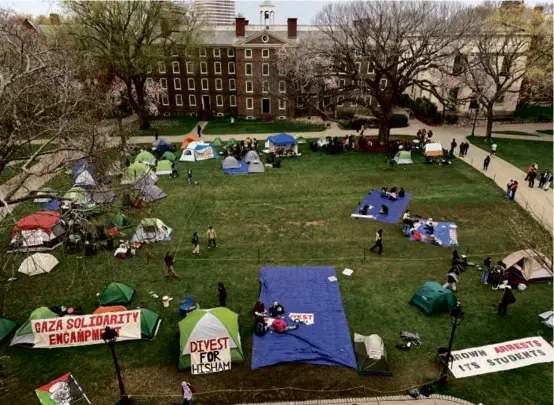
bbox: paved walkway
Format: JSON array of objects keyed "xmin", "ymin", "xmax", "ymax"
[{"xmin": 245, "ymin": 395, "xmax": 478, "ymax": 405}]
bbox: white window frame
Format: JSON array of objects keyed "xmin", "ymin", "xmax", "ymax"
[
  {"xmin": 230, "ymin": 95, "xmax": 236, "ymax": 106},
  {"xmin": 229, "ymin": 79, "xmax": 236, "ymax": 91},
  {"xmin": 245, "ymin": 80, "xmax": 253, "ymax": 93},
  {"xmin": 355, "ymin": 62, "xmax": 361, "ymax": 73},
  {"xmin": 161, "ymin": 93, "xmax": 169, "ymax": 105},
  {"xmin": 160, "ymin": 78, "xmax": 167, "ymax": 89},
  {"xmin": 228, "ymin": 62, "xmax": 235, "ymax": 74},
  {"xmin": 337, "ymin": 96, "xmax": 344, "ymax": 107},
  {"xmin": 279, "ymin": 80, "xmax": 286, "ymax": 93},
  {"xmin": 172, "ymin": 61, "xmax": 180, "ymax": 74},
  {"xmin": 262, "ymin": 49, "xmax": 270, "ymax": 58},
  {"xmin": 175, "ymin": 94, "xmax": 183, "ymax": 106},
  {"xmin": 200, "ymin": 48, "xmax": 207, "ymax": 57},
  {"xmin": 189, "ymin": 94, "xmax": 196, "ymax": 106},
  {"xmin": 201, "ymin": 78, "xmax": 209, "ymax": 90},
  {"xmin": 214, "ymin": 62, "xmax": 222, "ymax": 75},
  {"xmin": 188, "ymin": 78, "xmax": 195, "ymax": 90},
  {"xmin": 215, "ymin": 78, "xmax": 222, "ymax": 91},
  {"xmin": 158, "ymin": 62, "xmax": 166, "ymax": 73},
  {"xmin": 245, "ymin": 49, "xmax": 252, "ymax": 58},
  {"xmin": 296, "ymin": 96, "xmax": 304, "ymax": 108},
  {"xmin": 213, "ymin": 48, "xmax": 221, "ymax": 58},
  {"xmin": 367, "ymin": 64, "xmax": 375, "ymax": 74},
  {"xmin": 227, "ymin": 48, "xmax": 235, "ymax": 57},
  {"xmin": 380, "ymin": 78, "xmax": 388, "ymax": 89},
  {"xmin": 246, "ymin": 97, "xmax": 254, "ymax": 109},
  {"xmin": 279, "ymin": 98, "xmax": 286, "ymax": 110},
  {"xmin": 174, "ymin": 78, "xmax": 181, "ymax": 90},
  {"xmin": 245, "ymin": 63, "xmax": 253, "ymax": 76},
  {"xmin": 186, "ymin": 62, "xmax": 194, "ymax": 74},
  {"xmin": 216, "ymin": 94, "xmax": 223, "ymax": 106},
  {"xmin": 262, "ymin": 80, "xmax": 269, "ymax": 93},
  {"xmin": 200, "ymin": 62, "xmax": 208, "ymax": 74},
  {"xmin": 262, "ymin": 63, "xmax": 269, "ymax": 76},
  {"xmin": 339, "ymin": 79, "xmax": 346, "ymax": 87}
]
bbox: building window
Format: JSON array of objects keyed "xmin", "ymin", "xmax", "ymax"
[
  {"xmin": 189, "ymin": 94, "xmax": 196, "ymax": 106},
  {"xmin": 337, "ymin": 96, "xmax": 344, "ymax": 107},
  {"xmin": 176, "ymin": 94, "xmax": 183, "ymax": 106},
  {"xmin": 160, "ymin": 78, "xmax": 167, "ymax": 88},
  {"xmin": 279, "ymin": 99, "xmax": 286, "ymax": 110},
  {"xmin": 230, "ymin": 95, "xmax": 236, "ymax": 106},
  {"xmin": 245, "ymin": 63, "xmax": 253, "ymax": 75},
  {"xmin": 367, "ymin": 64, "xmax": 374, "ymax": 74},
  {"xmin": 200, "ymin": 48, "xmax": 206, "ymax": 57},
  {"xmin": 187, "ymin": 78, "xmax": 195, "ymax": 90},
  {"xmin": 161, "ymin": 93, "xmax": 169, "ymax": 105},
  {"xmin": 174, "ymin": 78, "xmax": 181, "ymax": 90},
  {"xmin": 186, "ymin": 49, "xmax": 193, "ymax": 58},
  {"xmin": 365, "ymin": 95, "xmax": 372, "ymax": 106},
  {"xmin": 449, "ymin": 87, "xmax": 459, "ymax": 102},
  {"xmin": 296, "ymin": 96, "xmax": 304, "ymax": 108},
  {"xmin": 215, "ymin": 78, "xmax": 222, "ymax": 90},
  {"xmin": 355, "ymin": 62, "xmax": 361, "ymax": 73},
  {"xmin": 246, "ymin": 97, "xmax": 253, "ymax": 109},
  {"xmin": 262, "ymin": 63, "xmax": 269, "ymax": 76},
  {"xmin": 229, "ymin": 79, "xmax": 236, "ymax": 91},
  {"xmin": 201, "ymin": 78, "xmax": 209, "ymax": 90},
  {"xmin": 380, "ymin": 79, "xmax": 387, "ymax": 89},
  {"xmin": 262, "ymin": 49, "xmax": 269, "ymax": 58},
  {"xmin": 172, "ymin": 61, "xmax": 180, "ymax": 74},
  {"xmin": 279, "ymin": 80, "xmax": 286, "ymax": 93},
  {"xmin": 339, "ymin": 79, "xmax": 346, "ymax": 87},
  {"xmin": 214, "ymin": 62, "xmax": 222, "ymax": 74},
  {"xmin": 228, "ymin": 62, "xmax": 235, "ymax": 74},
  {"xmin": 146, "ymin": 77, "xmax": 153, "ymax": 86},
  {"xmin": 262, "ymin": 81, "xmax": 269, "ymax": 93},
  {"xmin": 200, "ymin": 62, "xmax": 208, "ymax": 74},
  {"xmin": 186, "ymin": 62, "xmax": 194, "ymax": 74},
  {"xmin": 262, "ymin": 34, "xmax": 269, "ymax": 43},
  {"xmin": 227, "ymin": 48, "xmax": 235, "ymax": 57},
  {"xmin": 213, "ymin": 48, "xmax": 221, "ymax": 58},
  {"xmin": 158, "ymin": 62, "xmax": 166, "ymax": 73},
  {"xmin": 245, "ymin": 80, "xmax": 253, "ymax": 93},
  {"xmin": 216, "ymin": 94, "xmax": 223, "ymax": 106},
  {"xmin": 245, "ymin": 49, "xmax": 252, "ymax": 58},
  {"xmin": 453, "ymin": 54, "xmax": 466, "ymax": 76}
]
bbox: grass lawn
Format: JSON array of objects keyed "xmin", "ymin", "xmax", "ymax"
[
  {"xmin": 467, "ymin": 137, "xmax": 553, "ymax": 173},
  {"xmin": 137, "ymin": 117, "xmax": 198, "ymax": 137},
  {"xmin": 491, "ymin": 130, "xmax": 537, "ymax": 136},
  {"xmin": 0, "ymin": 147, "xmax": 552, "ymax": 405},
  {"xmin": 202, "ymin": 120, "xmax": 326, "ymax": 135},
  {"xmin": 536, "ymin": 129, "xmax": 553, "ymax": 136}
]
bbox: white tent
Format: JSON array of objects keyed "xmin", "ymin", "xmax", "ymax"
[
  {"xmin": 424, "ymin": 143, "xmax": 443, "ymax": 157},
  {"xmin": 74, "ymin": 170, "xmax": 96, "ymax": 187},
  {"xmin": 18, "ymin": 253, "xmax": 59, "ymax": 276},
  {"xmin": 244, "ymin": 150, "xmax": 261, "ymax": 164},
  {"xmin": 248, "ymin": 161, "xmax": 265, "ymax": 173},
  {"xmin": 180, "ymin": 142, "xmax": 217, "ymax": 162},
  {"xmin": 222, "ymin": 156, "xmax": 241, "ymax": 169}
]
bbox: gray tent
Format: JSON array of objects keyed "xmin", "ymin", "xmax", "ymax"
[
  {"xmin": 248, "ymin": 161, "xmax": 265, "ymax": 174},
  {"xmin": 244, "ymin": 150, "xmax": 261, "ymax": 164},
  {"xmin": 91, "ymin": 187, "xmax": 116, "ymax": 204},
  {"xmin": 222, "ymin": 156, "xmax": 241, "ymax": 169},
  {"xmin": 353, "ymin": 333, "xmax": 392, "ymax": 376},
  {"xmin": 137, "ymin": 185, "xmax": 167, "ymax": 202}
]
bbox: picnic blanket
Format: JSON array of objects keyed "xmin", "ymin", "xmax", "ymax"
[
  {"xmin": 351, "ymin": 189, "xmax": 412, "ymax": 224},
  {"xmin": 410, "ymin": 219, "xmax": 458, "ymax": 248}
]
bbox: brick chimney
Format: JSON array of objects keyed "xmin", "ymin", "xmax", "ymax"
[
  {"xmin": 287, "ymin": 18, "xmax": 297, "ymax": 39},
  {"xmin": 236, "ymin": 17, "xmax": 246, "ymax": 37}
]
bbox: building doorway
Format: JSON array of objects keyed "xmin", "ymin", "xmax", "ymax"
[
  {"xmin": 262, "ymin": 98, "xmax": 270, "ymax": 114},
  {"xmin": 202, "ymin": 95, "xmax": 211, "ymax": 110}
]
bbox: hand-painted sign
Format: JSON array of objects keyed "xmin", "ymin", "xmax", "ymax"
[{"xmin": 190, "ymin": 337, "xmax": 231, "ymax": 374}]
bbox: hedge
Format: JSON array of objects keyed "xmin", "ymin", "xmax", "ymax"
[{"xmin": 339, "ymin": 113, "xmax": 409, "ymax": 130}]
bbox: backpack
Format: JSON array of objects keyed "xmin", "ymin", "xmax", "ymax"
[{"xmin": 254, "ymin": 317, "xmax": 266, "ymax": 336}]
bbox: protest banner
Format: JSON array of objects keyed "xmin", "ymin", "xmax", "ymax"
[
  {"xmin": 288, "ymin": 313, "xmax": 315, "ymax": 325},
  {"xmin": 190, "ymin": 336, "xmax": 231, "ymax": 374}
]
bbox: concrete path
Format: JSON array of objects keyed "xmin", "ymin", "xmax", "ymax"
[{"xmin": 245, "ymin": 395, "xmax": 479, "ymax": 405}]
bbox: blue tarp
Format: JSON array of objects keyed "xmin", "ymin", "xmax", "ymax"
[
  {"xmin": 352, "ymin": 190, "xmax": 412, "ymax": 224},
  {"xmin": 223, "ymin": 160, "xmax": 249, "ymax": 175},
  {"xmin": 43, "ymin": 200, "xmax": 61, "ymax": 211},
  {"xmin": 410, "ymin": 220, "xmax": 458, "ymax": 248},
  {"xmin": 251, "ymin": 267, "xmax": 357, "ymax": 370},
  {"xmin": 267, "ymin": 133, "xmax": 296, "ymax": 146}
]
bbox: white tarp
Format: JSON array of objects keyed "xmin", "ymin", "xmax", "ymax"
[
  {"xmin": 18, "ymin": 253, "xmax": 59, "ymax": 276},
  {"xmin": 449, "ymin": 336, "xmax": 553, "ymax": 378}
]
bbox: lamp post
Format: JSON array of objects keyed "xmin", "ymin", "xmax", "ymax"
[
  {"xmin": 101, "ymin": 326, "xmax": 129, "ymax": 405},
  {"xmin": 440, "ymin": 302, "xmax": 465, "ymax": 386}
]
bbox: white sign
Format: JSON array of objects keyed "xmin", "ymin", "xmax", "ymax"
[
  {"xmin": 449, "ymin": 336, "xmax": 553, "ymax": 378},
  {"xmin": 190, "ymin": 337, "xmax": 231, "ymax": 375},
  {"xmin": 288, "ymin": 313, "xmax": 315, "ymax": 325},
  {"xmin": 31, "ymin": 310, "xmax": 142, "ymax": 348}
]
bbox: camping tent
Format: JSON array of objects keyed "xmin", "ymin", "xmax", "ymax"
[
  {"xmin": 136, "ymin": 184, "xmax": 167, "ymax": 202},
  {"xmin": 317, "ymin": 137, "xmax": 329, "ymax": 147},
  {"xmin": 162, "ymin": 151, "xmax": 177, "ymax": 162},
  {"xmin": 63, "ymin": 187, "xmax": 90, "ymax": 205},
  {"xmin": 111, "ymin": 213, "xmax": 133, "ymax": 229},
  {"xmin": 180, "ymin": 142, "xmax": 217, "ymax": 162},
  {"xmin": 121, "ymin": 163, "xmax": 158, "ymax": 185},
  {"xmin": 98, "ymin": 282, "xmax": 135, "ymax": 306},
  {"xmin": 222, "ymin": 156, "xmax": 241, "ymax": 169},
  {"xmin": 248, "ymin": 161, "xmax": 265, "ymax": 174},
  {"xmin": 156, "ymin": 160, "xmax": 173, "ymax": 175},
  {"xmin": 91, "ymin": 187, "xmax": 116, "ymax": 205},
  {"xmin": 178, "ymin": 308, "xmax": 244, "ymax": 370},
  {"xmin": 130, "ymin": 218, "xmax": 172, "ymax": 243},
  {"xmin": 424, "ymin": 143, "xmax": 443, "ymax": 157},
  {"xmin": 181, "ymin": 134, "xmax": 200, "ymax": 149},
  {"xmin": 94, "ymin": 305, "xmax": 127, "ymax": 314},
  {"xmin": 212, "ymin": 137, "xmax": 224, "ymax": 147},
  {"xmin": 244, "ymin": 150, "xmax": 261, "ymax": 164},
  {"xmin": 11, "ymin": 307, "xmax": 58, "ymax": 347},
  {"xmin": 393, "ymin": 150, "xmax": 413, "ymax": 164},
  {"xmin": 0, "ymin": 318, "xmax": 17, "ymax": 343},
  {"xmin": 18, "ymin": 253, "xmax": 59, "ymax": 276},
  {"xmin": 72, "ymin": 159, "xmax": 95, "ymax": 181},
  {"xmin": 152, "ymin": 138, "xmax": 172, "ymax": 154},
  {"xmin": 410, "ymin": 281, "xmax": 456, "ymax": 315},
  {"xmin": 265, "ymin": 133, "xmax": 298, "ymax": 154},
  {"xmin": 135, "ymin": 150, "xmax": 156, "ymax": 166},
  {"xmin": 225, "ymin": 138, "xmax": 238, "ymax": 147},
  {"xmin": 141, "ymin": 308, "xmax": 162, "ymax": 340},
  {"xmin": 295, "ymin": 135, "xmax": 307, "ymax": 144},
  {"xmin": 9, "ymin": 211, "xmax": 67, "ymax": 252},
  {"xmin": 353, "ymin": 333, "xmax": 392, "ymax": 376},
  {"xmin": 74, "ymin": 170, "xmax": 96, "ymax": 187},
  {"xmin": 501, "ymin": 249, "xmax": 553, "ymax": 283}
]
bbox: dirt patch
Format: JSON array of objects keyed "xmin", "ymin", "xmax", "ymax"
[
  {"xmin": 305, "ymin": 220, "xmax": 325, "ymax": 227},
  {"xmin": 286, "ymin": 221, "xmax": 302, "ymax": 226}
]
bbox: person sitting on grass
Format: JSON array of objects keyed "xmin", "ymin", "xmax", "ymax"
[
  {"xmin": 359, "ymin": 204, "xmax": 370, "ymax": 216},
  {"xmin": 402, "ymin": 210, "xmax": 412, "ymax": 235},
  {"xmin": 379, "ymin": 204, "xmax": 389, "ymax": 215},
  {"xmin": 269, "ymin": 301, "xmax": 285, "ymax": 318}
]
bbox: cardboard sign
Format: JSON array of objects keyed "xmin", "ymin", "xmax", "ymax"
[
  {"xmin": 190, "ymin": 337, "xmax": 231, "ymax": 374},
  {"xmin": 449, "ymin": 336, "xmax": 553, "ymax": 378},
  {"xmin": 288, "ymin": 313, "xmax": 315, "ymax": 325},
  {"xmin": 35, "ymin": 373, "xmax": 90, "ymax": 405},
  {"xmin": 31, "ymin": 310, "xmax": 141, "ymax": 348}
]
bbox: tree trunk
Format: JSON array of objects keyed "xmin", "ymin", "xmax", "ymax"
[
  {"xmin": 377, "ymin": 112, "xmax": 392, "ymax": 145},
  {"xmin": 134, "ymin": 82, "xmax": 150, "ymax": 130},
  {"xmin": 485, "ymin": 106, "xmax": 494, "ymax": 140}
]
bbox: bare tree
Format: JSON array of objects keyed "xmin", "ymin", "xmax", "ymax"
[{"xmin": 62, "ymin": 0, "xmax": 202, "ymax": 129}]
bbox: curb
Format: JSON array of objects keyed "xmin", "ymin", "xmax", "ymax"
[{"xmin": 242, "ymin": 394, "xmax": 477, "ymax": 405}]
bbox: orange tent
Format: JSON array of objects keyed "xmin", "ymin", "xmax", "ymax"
[
  {"xmin": 93, "ymin": 305, "xmax": 127, "ymax": 314},
  {"xmin": 181, "ymin": 134, "xmax": 199, "ymax": 149}
]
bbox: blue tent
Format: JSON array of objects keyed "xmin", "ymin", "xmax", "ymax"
[
  {"xmin": 43, "ymin": 200, "xmax": 61, "ymax": 211},
  {"xmin": 267, "ymin": 133, "xmax": 296, "ymax": 146}
]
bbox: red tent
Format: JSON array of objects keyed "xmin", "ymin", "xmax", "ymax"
[{"xmin": 9, "ymin": 211, "xmax": 67, "ymax": 252}]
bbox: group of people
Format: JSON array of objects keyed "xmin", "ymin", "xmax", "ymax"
[
  {"xmin": 524, "ymin": 164, "xmax": 552, "ymax": 190},
  {"xmin": 458, "ymin": 141, "xmax": 470, "ymax": 157},
  {"xmin": 222, "ymin": 138, "xmax": 259, "ymax": 159},
  {"xmin": 253, "ymin": 300, "xmax": 299, "ymax": 335},
  {"xmin": 416, "ymin": 128, "xmax": 433, "ymax": 141},
  {"xmin": 442, "ymin": 251, "xmax": 468, "ymax": 291}
]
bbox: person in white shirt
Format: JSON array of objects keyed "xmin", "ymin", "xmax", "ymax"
[
  {"xmin": 181, "ymin": 381, "xmax": 195, "ymax": 405},
  {"xmin": 491, "ymin": 142, "xmax": 497, "ymax": 156},
  {"xmin": 402, "ymin": 210, "xmax": 412, "ymax": 235}
]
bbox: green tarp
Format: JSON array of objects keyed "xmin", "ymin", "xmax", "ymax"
[
  {"xmin": 409, "ymin": 281, "xmax": 456, "ymax": 315},
  {"xmin": 0, "ymin": 318, "xmax": 17, "ymax": 343},
  {"xmin": 98, "ymin": 282, "xmax": 135, "ymax": 306},
  {"xmin": 111, "ymin": 213, "xmax": 132, "ymax": 229},
  {"xmin": 141, "ymin": 308, "xmax": 161, "ymax": 340}
]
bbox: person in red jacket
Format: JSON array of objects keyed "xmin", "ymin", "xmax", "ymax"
[{"xmin": 509, "ymin": 181, "xmax": 519, "ymax": 200}]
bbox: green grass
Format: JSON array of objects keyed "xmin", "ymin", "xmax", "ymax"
[
  {"xmin": 0, "ymin": 147, "xmax": 552, "ymax": 405},
  {"xmin": 203, "ymin": 120, "xmax": 326, "ymax": 135},
  {"xmin": 468, "ymin": 137, "xmax": 553, "ymax": 172},
  {"xmin": 491, "ymin": 130, "xmax": 537, "ymax": 136},
  {"xmin": 536, "ymin": 129, "xmax": 553, "ymax": 136},
  {"xmin": 138, "ymin": 117, "xmax": 198, "ymax": 137}
]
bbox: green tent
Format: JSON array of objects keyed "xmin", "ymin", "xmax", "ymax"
[
  {"xmin": 225, "ymin": 138, "xmax": 238, "ymax": 147},
  {"xmin": 178, "ymin": 308, "xmax": 244, "ymax": 370},
  {"xmin": 11, "ymin": 307, "xmax": 58, "ymax": 346},
  {"xmin": 393, "ymin": 150, "xmax": 413, "ymax": 164},
  {"xmin": 353, "ymin": 333, "xmax": 392, "ymax": 376},
  {"xmin": 134, "ymin": 150, "xmax": 156, "ymax": 165},
  {"xmin": 409, "ymin": 281, "xmax": 456, "ymax": 315},
  {"xmin": 111, "ymin": 213, "xmax": 133, "ymax": 229},
  {"xmin": 121, "ymin": 162, "xmax": 153, "ymax": 185},
  {"xmin": 141, "ymin": 308, "xmax": 161, "ymax": 340},
  {"xmin": 155, "ymin": 160, "xmax": 173, "ymax": 175},
  {"xmin": 64, "ymin": 186, "xmax": 89, "ymax": 204},
  {"xmin": 98, "ymin": 282, "xmax": 135, "ymax": 306},
  {"xmin": 0, "ymin": 318, "xmax": 17, "ymax": 343},
  {"xmin": 212, "ymin": 137, "xmax": 223, "ymax": 147},
  {"xmin": 162, "ymin": 151, "xmax": 177, "ymax": 162},
  {"xmin": 295, "ymin": 135, "xmax": 307, "ymax": 144}
]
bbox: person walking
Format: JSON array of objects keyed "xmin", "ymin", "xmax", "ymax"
[
  {"xmin": 458, "ymin": 142, "xmax": 464, "ymax": 157},
  {"xmin": 528, "ymin": 169, "xmax": 537, "ymax": 188},
  {"xmin": 164, "ymin": 252, "xmax": 180, "ymax": 278},
  {"xmin": 449, "ymin": 138, "xmax": 457, "ymax": 157},
  {"xmin": 197, "ymin": 124, "xmax": 202, "ymax": 138},
  {"xmin": 443, "ymin": 268, "xmax": 459, "ymax": 291},
  {"xmin": 217, "ymin": 282, "xmax": 227, "ymax": 307},
  {"xmin": 510, "ymin": 181, "xmax": 519, "ymax": 200},
  {"xmin": 524, "ymin": 164, "xmax": 534, "ymax": 181},
  {"xmin": 369, "ymin": 229, "xmax": 383, "ymax": 255},
  {"xmin": 187, "ymin": 169, "xmax": 193, "ymax": 185},
  {"xmin": 506, "ymin": 179, "xmax": 514, "ymax": 198},
  {"xmin": 490, "ymin": 142, "xmax": 497, "ymax": 156},
  {"xmin": 497, "ymin": 286, "xmax": 516, "ymax": 316},
  {"xmin": 207, "ymin": 226, "xmax": 217, "ymax": 248},
  {"xmin": 538, "ymin": 171, "xmax": 548, "ymax": 189},
  {"xmin": 483, "ymin": 155, "xmax": 491, "ymax": 171},
  {"xmin": 544, "ymin": 172, "xmax": 553, "ymax": 191},
  {"xmin": 463, "ymin": 142, "xmax": 469, "ymax": 157},
  {"xmin": 181, "ymin": 381, "xmax": 196, "ymax": 405},
  {"xmin": 170, "ymin": 162, "xmax": 179, "ymax": 178},
  {"xmin": 191, "ymin": 232, "xmax": 200, "ymax": 255}
]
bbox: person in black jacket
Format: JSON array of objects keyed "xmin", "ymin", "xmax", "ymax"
[
  {"xmin": 369, "ymin": 229, "xmax": 383, "ymax": 255},
  {"xmin": 269, "ymin": 301, "xmax": 285, "ymax": 318},
  {"xmin": 164, "ymin": 252, "xmax": 180, "ymax": 278},
  {"xmin": 498, "ymin": 286, "xmax": 516, "ymax": 315},
  {"xmin": 217, "ymin": 282, "xmax": 227, "ymax": 307},
  {"xmin": 192, "ymin": 232, "xmax": 200, "ymax": 255}
]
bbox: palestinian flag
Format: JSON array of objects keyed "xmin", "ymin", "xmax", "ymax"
[{"xmin": 35, "ymin": 373, "xmax": 89, "ymax": 405}]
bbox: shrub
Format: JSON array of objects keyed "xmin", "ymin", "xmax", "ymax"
[
  {"xmin": 391, "ymin": 113, "xmax": 408, "ymax": 127},
  {"xmin": 444, "ymin": 113, "xmax": 459, "ymax": 125},
  {"xmin": 514, "ymin": 104, "xmax": 553, "ymax": 122},
  {"xmin": 410, "ymin": 97, "xmax": 443, "ymax": 125},
  {"xmin": 397, "ymin": 94, "xmax": 412, "ymax": 108},
  {"xmin": 336, "ymin": 109, "xmax": 356, "ymax": 120},
  {"xmin": 339, "ymin": 114, "xmax": 408, "ymax": 130}
]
